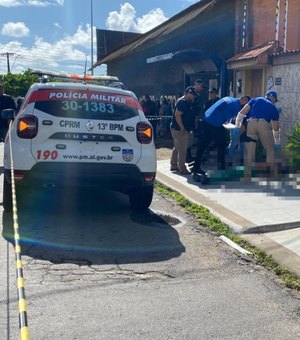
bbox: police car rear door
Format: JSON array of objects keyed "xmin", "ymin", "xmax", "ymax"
[{"xmin": 29, "ymin": 84, "xmax": 142, "ymax": 165}]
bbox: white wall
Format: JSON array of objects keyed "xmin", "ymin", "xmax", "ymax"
[{"xmin": 266, "ymin": 64, "xmax": 300, "ymax": 147}]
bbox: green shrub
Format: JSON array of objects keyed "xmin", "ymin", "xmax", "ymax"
[{"xmin": 285, "ymin": 123, "xmax": 300, "ymax": 171}]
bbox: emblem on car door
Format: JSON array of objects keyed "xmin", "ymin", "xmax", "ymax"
[
  {"xmin": 86, "ymin": 121, "xmax": 94, "ymax": 131},
  {"xmin": 122, "ymin": 149, "xmax": 134, "ymax": 162}
]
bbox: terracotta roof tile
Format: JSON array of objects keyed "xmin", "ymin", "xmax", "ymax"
[{"xmin": 227, "ymin": 41, "xmax": 275, "ymax": 63}]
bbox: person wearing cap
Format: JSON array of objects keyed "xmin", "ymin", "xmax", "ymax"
[
  {"xmin": 0, "ymin": 82, "xmax": 16, "ymax": 142},
  {"xmin": 193, "ymin": 79, "xmax": 207, "ymax": 123},
  {"xmin": 235, "ymin": 90, "xmax": 280, "ymax": 180},
  {"xmin": 204, "ymin": 87, "xmax": 220, "ymax": 111},
  {"xmin": 185, "ymin": 79, "xmax": 207, "ymax": 163},
  {"xmin": 170, "ymin": 86, "xmax": 197, "ymax": 174},
  {"xmin": 191, "ymin": 95, "xmax": 250, "ymax": 175}
]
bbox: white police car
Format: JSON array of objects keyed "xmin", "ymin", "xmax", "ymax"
[{"xmin": 3, "ymin": 76, "xmax": 156, "ymax": 211}]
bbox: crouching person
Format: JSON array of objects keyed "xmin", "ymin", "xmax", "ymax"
[{"xmin": 235, "ymin": 90, "xmax": 280, "ymax": 182}]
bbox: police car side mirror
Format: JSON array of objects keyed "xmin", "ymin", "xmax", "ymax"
[{"xmin": 1, "ymin": 109, "xmax": 15, "ymax": 120}]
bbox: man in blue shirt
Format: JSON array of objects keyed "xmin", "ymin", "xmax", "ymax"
[
  {"xmin": 235, "ymin": 90, "xmax": 280, "ymax": 180},
  {"xmin": 191, "ymin": 95, "xmax": 250, "ymax": 174}
]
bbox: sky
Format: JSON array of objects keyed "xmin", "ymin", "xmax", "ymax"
[{"xmin": 0, "ymin": 0, "xmax": 199, "ymax": 76}]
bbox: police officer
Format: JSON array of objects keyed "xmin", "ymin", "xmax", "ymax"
[
  {"xmin": 185, "ymin": 79, "xmax": 207, "ymax": 163},
  {"xmin": 191, "ymin": 95, "xmax": 250, "ymax": 175},
  {"xmin": 235, "ymin": 90, "xmax": 280, "ymax": 180},
  {"xmin": 170, "ymin": 86, "xmax": 197, "ymax": 174},
  {"xmin": 204, "ymin": 87, "xmax": 220, "ymax": 111}
]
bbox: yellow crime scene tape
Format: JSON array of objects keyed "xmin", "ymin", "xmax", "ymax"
[
  {"xmin": 4, "ymin": 113, "xmax": 171, "ymax": 339},
  {"xmin": 8, "ymin": 124, "xmax": 30, "ymax": 340}
]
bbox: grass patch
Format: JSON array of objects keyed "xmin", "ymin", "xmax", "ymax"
[{"xmin": 155, "ymin": 183, "xmax": 300, "ymax": 291}]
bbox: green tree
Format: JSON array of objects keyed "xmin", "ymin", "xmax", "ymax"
[{"xmin": 0, "ymin": 69, "xmax": 39, "ymax": 98}]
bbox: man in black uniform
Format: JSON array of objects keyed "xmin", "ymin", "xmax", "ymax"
[
  {"xmin": 0, "ymin": 82, "xmax": 16, "ymax": 141},
  {"xmin": 204, "ymin": 87, "xmax": 220, "ymax": 111},
  {"xmin": 186, "ymin": 79, "xmax": 207, "ymax": 163},
  {"xmin": 170, "ymin": 86, "xmax": 197, "ymax": 174}
]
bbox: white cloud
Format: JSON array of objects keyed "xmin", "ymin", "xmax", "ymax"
[
  {"xmin": 0, "ymin": 0, "xmax": 22, "ymax": 6},
  {"xmin": 0, "ymin": 24, "xmax": 97, "ymax": 74},
  {"xmin": 106, "ymin": 2, "xmax": 168, "ymax": 33},
  {"xmin": 32, "ymin": 37, "xmax": 86, "ymax": 65},
  {"xmin": 0, "ymin": 2, "xmax": 165, "ymax": 75},
  {"xmin": 0, "ymin": 0, "xmax": 64, "ymax": 7},
  {"xmin": 106, "ymin": 3, "xmax": 138, "ymax": 32},
  {"xmin": 137, "ymin": 8, "xmax": 168, "ymax": 33},
  {"xmin": 27, "ymin": 0, "xmax": 49, "ymax": 6},
  {"xmin": 68, "ymin": 24, "xmax": 95, "ymax": 48},
  {"xmin": 0, "ymin": 37, "xmax": 87, "ymax": 73},
  {"xmin": 1, "ymin": 22, "xmax": 30, "ymax": 37}
]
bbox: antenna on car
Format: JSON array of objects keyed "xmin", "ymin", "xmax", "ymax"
[{"xmin": 83, "ymin": 58, "xmax": 88, "ymax": 83}]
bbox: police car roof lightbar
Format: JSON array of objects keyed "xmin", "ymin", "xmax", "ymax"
[{"xmin": 31, "ymin": 69, "xmax": 119, "ymax": 82}]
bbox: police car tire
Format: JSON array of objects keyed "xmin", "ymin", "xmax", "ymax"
[
  {"xmin": 3, "ymin": 176, "xmax": 12, "ymax": 211},
  {"xmin": 129, "ymin": 185, "xmax": 153, "ymax": 210}
]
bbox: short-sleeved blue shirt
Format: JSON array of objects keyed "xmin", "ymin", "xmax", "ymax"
[
  {"xmin": 247, "ymin": 97, "xmax": 279, "ymax": 122},
  {"xmin": 204, "ymin": 97, "xmax": 242, "ymax": 127}
]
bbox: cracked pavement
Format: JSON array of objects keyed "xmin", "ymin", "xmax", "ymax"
[{"xmin": 1, "ymin": 188, "xmax": 300, "ymax": 339}]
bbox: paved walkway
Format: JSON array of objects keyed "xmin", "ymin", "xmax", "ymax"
[{"xmin": 156, "ymin": 159, "xmax": 300, "ymax": 277}]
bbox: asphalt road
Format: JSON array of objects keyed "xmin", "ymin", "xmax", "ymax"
[{"xmin": 0, "ymin": 154, "xmax": 300, "ymax": 339}]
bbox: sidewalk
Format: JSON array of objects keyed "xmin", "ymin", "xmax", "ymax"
[{"xmin": 156, "ymin": 159, "xmax": 300, "ymax": 277}]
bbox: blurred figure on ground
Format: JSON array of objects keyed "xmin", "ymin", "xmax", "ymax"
[{"xmin": 226, "ymin": 100, "xmax": 255, "ymax": 167}]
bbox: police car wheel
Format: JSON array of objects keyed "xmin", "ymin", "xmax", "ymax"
[
  {"xmin": 3, "ymin": 176, "xmax": 12, "ymax": 211},
  {"xmin": 129, "ymin": 185, "xmax": 153, "ymax": 210}
]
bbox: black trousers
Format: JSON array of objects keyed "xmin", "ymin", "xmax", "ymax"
[{"xmin": 192, "ymin": 120, "xmax": 227, "ymax": 172}]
